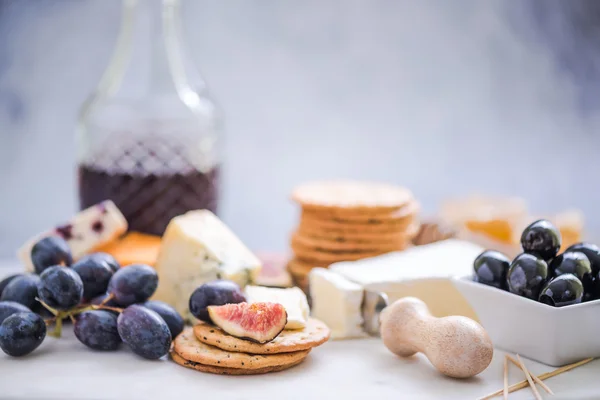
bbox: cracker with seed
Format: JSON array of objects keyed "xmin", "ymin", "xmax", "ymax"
[
  {"xmin": 291, "ymin": 232, "xmax": 411, "ymax": 252},
  {"xmin": 291, "ymin": 181, "xmax": 414, "ymax": 213},
  {"xmin": 292, "ymin": 245, "xmax": 393, "ymax": 265},
  {"xmin": 171, "ymin": 351, "xmax": 306, "ymax": 375},
  {"xmin": 298, "ymin": 216, "xmax": 420, "ymax": 235},
  {"xmin": 301, "ymin": 200, "xmax": 419, "ymax": 224},
  {"xmin": 194, "ymin": 318, "xmax": 330, "ymax": 354},
  {"xmin": 296, "ymin": 224, "xmax": 414, "ymax": 243},
  {"xmin": 174, "ymin": 328, "xmax": 310, "ymax": 369},
  {"xmin": 300, "ymin": 200, "xmax": 419, "ymax": 220}
]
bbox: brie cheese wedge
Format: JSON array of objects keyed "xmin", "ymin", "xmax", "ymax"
[
  {"xmin": 330, "ymin": 239, "xmax": 483, "ymax": 321},
  {"xmin": 309, "ymin": 268, "xmax": 367, "ymax": 339}
]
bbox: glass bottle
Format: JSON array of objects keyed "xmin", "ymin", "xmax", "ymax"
[{"xmin": 76, "ymin": 0, "xmax": 220, "ymax": 236}]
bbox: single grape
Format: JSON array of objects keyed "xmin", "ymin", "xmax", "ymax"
[
  {"xmin": 108, "ymin": 264, "xmax": 158, "ymax": 306},
  {"xmin": 31, "ymin": 236, "xmax": 73, "ymax": 274},
  {"xmin": 0, "ymin": 274, "xmax": 40, "ymax": 310},
  {"xmin": 0, "ymin": 312, "xmax": 46, "ymax": 357},
  {"xmin": 141, "ymin": 300, "xmax": 184, "ymax": 339},
  {"xmin": 37, "ymin": 266, "xmax": 84, "ymax": 310},
  {"xmin": 72, "ymin": 256, "xmax": 114, "ymax": 300},
  {"xmin": 117, "ymin": 305, "xmax": 171, "ymax": 360},
  {"xmin": 0, "ymin": 274, "xmax": 21, "ymax": 298},
  {"xmin": 0, "ymin": 301, "xmax": 31, "ymax": 325},
  {"xmin": 189, "ymin": 280, "xmax": 246, "ymax": 322},
  {"xmin": 79, "ymin": 252, "xmax": 120, "ymax": 273},
  {"xmin": 74, "ymin": 310, "xmax": 121, "ymax": 351}
]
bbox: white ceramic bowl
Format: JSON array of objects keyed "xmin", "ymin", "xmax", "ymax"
[{"xmin": 452, "ymin": 276, "xmax": 600, "ymax": 367}]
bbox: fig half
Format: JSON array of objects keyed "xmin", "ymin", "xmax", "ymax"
[{"xmin": 207, "ymin": 302, "xmax": 288, "ymax": 344}]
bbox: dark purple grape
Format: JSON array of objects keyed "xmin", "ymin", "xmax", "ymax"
[
  {"xmin": 564, "ymin": 243, "xmax": 600, "ymax": 276},
  {"xmin": 473, "ymin": 250, "xmax": 511, "ymax": 290},
  {"xmin": 0, "ymin": 312, "xmax": 46, "ymax": 357},
  {"xmin": 30, "ymin": 236, "xmax": 73, "ymax": 274},
  {"xmin": 107, "ymin": 264, "xmax": 158, "ymax": 306},
  {"xmin": 80, "ymin": 252, "xmax": 120, "ymax": 274},
  {"xmin": 72, "ymin": 256, "xmax": 114, "ymax": 300},
  {"xmin": 141, "ymin": 300, "xmax": 184, "ymax": 339},
  {"xmin": 117, "ymin": 305, "xmax": 171, "ymax": 360},
  {"xmin": 507, "ymin": 253, "xmax": 549, "ymax": 300},
  {"xmin": 0, "ymin": 274, "xmax": 21, "ymax": 298},
  {"xmin": 74, "ymin": 310, "xmax": 120, "ymax": 351},
  {"xmin": 0, "ymin": 274, "xmax": 40, "ymax": 310},
  {"xmin": 0, "ymin": 301, "xmax": 31, "ymax": 325},
  {"xmin": 539, "ymin": 274, "xmax": 584, "ymax": 307},
  {"xmin": 37, "ymin": 266, "xmax": 83, "ymax": 310},
  {"xmin": 520, "ymin": 219, "xmax": 561, "ymax": 261},
  {"xmin": 549, "ymin": 252, "xmax": 593, "ymax": 291},
  {"xmin": 189, "ymin": 280, "xmax": 246, "ymax": 322}
]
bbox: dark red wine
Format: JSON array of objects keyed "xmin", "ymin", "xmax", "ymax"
[{"xmin": 78, "ymin": 165, "xmax": 219, "ymax": 236}]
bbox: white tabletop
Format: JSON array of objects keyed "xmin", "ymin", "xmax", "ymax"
[{"xmin": 1, "ymin": 261, "xmax": 598, "ymax": 400}]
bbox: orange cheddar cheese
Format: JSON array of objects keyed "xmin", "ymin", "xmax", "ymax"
[{"xmin": 96, "ymin": 232, "xmax": 162, "ymax": 267}]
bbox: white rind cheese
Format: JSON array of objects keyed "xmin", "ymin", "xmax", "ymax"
[
  {"xmin": 245, "ymin": 285, "xmax": 309, "ymax": 330},
  {"xmin": 153, "ymin": 210, "xmax": 262, "ymax": 321},
  {"xmin": 18, "ymin": 200, "xmax": 128, "ymax": 272},
  {"xmin": 309, "ymin": 268, "xmax": 366, "ymax": 340},
  {"xmin": 330, "ymin": 239, "xmax": 484, "ymax": 322}
]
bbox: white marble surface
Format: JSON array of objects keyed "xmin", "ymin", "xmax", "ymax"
[
  {"xmin": 1, "ymin": 1, "xmax": 600, "ymax": 258},
  {"xmin": 3, "ymin": 328, "xmax": 599, "ymax": 400},
  {"xmin": 1, "ymin": 261, "xmax": 599, "ymax": 399}
]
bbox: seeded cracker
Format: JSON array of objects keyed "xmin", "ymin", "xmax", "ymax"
[
  {"xmin": 291, "ymin": 233, "xmax": 410, "ymax": 253},
  {"xmin": 171, "ymin": 351, "xmax": 306, "ymax": 375},
  {"xmin": 291, "ymin": 181, "xmax": 414, "ymax": 213},
  {"xmin": 173, "ymin": 328, "xmax": 310, "ymax": 369},
  {"xmin": 193, "ymin": 318, "xmax": 330, "ymax": 354}
]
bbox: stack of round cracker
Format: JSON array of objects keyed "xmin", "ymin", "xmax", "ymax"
[
  {"xmin": 288, "ymin": 181, "xmax": 421, "ymax": 289},
  {"xmin": 171, "ymin": 318, "xmax": 330, "ymax": 375}
]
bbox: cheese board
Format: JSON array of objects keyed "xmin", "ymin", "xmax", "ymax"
[{"xmin": 2, "ymin": 181, "xmax": 600, "ymax": 400}]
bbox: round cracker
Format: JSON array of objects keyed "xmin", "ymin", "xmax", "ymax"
[
  {"xmin": 193, "ymin": 318, "xmax": 330, "ymax": 354},
  {"xmin": 291, "ymin": 181, "xmax": 414, "ymax": 212},
  {"xmin": 174, "ymin": 328, "xmax": 310, "ymax": 369},
  {"xmin": 291, "ymin": 232, "xmax": 410, "ymax": 252},
  {"xmin": 299, "ymin": 216, "xmax": 420, "ymax": 235},
  {"xmin": 293, "ymin": 246, "xmax": 396, "ymax": 265},
  {"xmin": 302, "ymin": 200, "xmax": 420, "ymax": 223},
  {"xmin": 296, "ymin": 224, "xmax": 415, "ymax": 243},
  {"xmin": 171, "ymin": 351, "xmax": 306, "ymax": 375}
]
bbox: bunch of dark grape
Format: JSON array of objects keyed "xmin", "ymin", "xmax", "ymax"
[
  {"xmin": 0, "ymin": 237, "xmax": 183, "ymax": 359},
  {"xmin": 474, "ymin": 219, "xmax": 600, "ymax": 307}
]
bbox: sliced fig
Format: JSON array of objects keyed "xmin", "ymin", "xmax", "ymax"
[{"xmin": 207, "ymin": 302, "xmax": 287, "ymax": 344}]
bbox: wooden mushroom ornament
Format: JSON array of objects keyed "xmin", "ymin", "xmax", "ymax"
[{"xmin": 380, "ymin": 297, "xmax": 493, "ymax": 378}]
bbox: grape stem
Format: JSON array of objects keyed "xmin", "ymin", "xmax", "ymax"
[
  {"xmin": 99, "ymin": 293, "xmax": 115, "ymax": 306},
  {"xmin": 91, "ymin": 304, "xmax": 124, "ymax": 313},
  {"xmin": 35, "ymin": 297, "xmax": 58, "ymax": 316},
  {"xmin": 34, "ymin": 299, "xmax": 124, "ymax": 339}
]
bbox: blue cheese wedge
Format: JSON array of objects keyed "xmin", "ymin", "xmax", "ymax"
[
  {"xmin": 152, "ymin": 210, "xmax": 262, "ymax": 321},
  {"xmin": 244, "ymin": 285, "xmax": 309, "ymax": 330},
  {"xmin": 309, "ymin": 268, "xmax": 367, "ymax": 339}
]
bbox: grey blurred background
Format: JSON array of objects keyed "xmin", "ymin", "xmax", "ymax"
[{"xmin": 0, "ymin": 0, "xmax": 599, "ymax": 258}]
